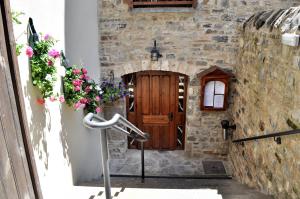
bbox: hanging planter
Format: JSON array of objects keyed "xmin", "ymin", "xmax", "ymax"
[
  {"xmin": 27, "ymin": 18, "xmax": 61, "ymax": 104},
  {"xmin": 27, "ymin": 34, "xmax": 60, "ymax": 102},
  {"xmin": 99, "ymin": 80, "xmax": 128, "ymax": 105}
]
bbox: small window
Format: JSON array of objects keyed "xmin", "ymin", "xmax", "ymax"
[
  {"xmin": 198, "ymin": 66, "xmax": 232, "ymax": 111},
  {"xmin": 204, "ymin": 81, "xmax": 225, "ymax": 108}
]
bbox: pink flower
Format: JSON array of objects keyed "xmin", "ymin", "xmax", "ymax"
[
  {"xmin": 49, "ymin": 96, "xmax": 56, "ymax": 102},
  {"xmin": 96, "ymin": 107, "xmax": 102, "ymax": 113},
  {"xmin": 74, "ymin": 102, "xmax": 81, "ymax": 110},
  {"xmin": 95, "ymin": 96, "xmax": 100, "ymax": 101},
  {"xmin": 59, "ymin": 96, "xmax": 65, "ymax": 103},
  {"xmin": 48, "ymin": 49, "xmax": 60, "ymax": 59},
  {"xmin": 36, "ymin": 98, "xmax": 45, "ymax": 105},
  {"xmin": 80, "ymin": 98, "xmax": 88, "ymax": 104},
  {"xmin": 74, "ymin": 86, "xmax": 81, "ymax": 91},
  {"xmin": 80, "ymin": 74, "xmax": 90, "ymax": 80},
  {"xmin": 73, "ymin": 69, "xmax": 81, "ymax": 75},
  {"xmin": 26, "ymin": 46, "xmax": 34, "ymax": 58},
  {"xmin": 47, "ymin": 60, "xmax": 53, "ymax": 66},
  {"xmin": 83, "ymin": 75, "xmax": 90, "ymax": 80},
  {"xmin": 72, "ymin": 79, "xmax": 82, "ymax": 86},
  {"xmin": 82, "ymin": 68, "xmax": 88, "ymax": 74},
  {"xmin": 84, "ymin": 86, "xmax": 91, "ymax": 93},
  {"xmin": 44, "ymin": 34, "xmax": 50, "ymax": 40}
]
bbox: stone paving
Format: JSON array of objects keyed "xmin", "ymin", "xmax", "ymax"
[
  {"xmin": 80, "ymin": 177, "xmax": 274, "ymax": 199},
  {"xmin": 109, "ymin": 149, "xmax": 232, "ymax": 177}
]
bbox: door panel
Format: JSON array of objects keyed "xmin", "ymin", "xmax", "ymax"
[
  {"xmin": 0, "ymin": 2, "xmax": 37, "ymax": 198},
  {"xmin": 151, "ymin": 75, "xmax": 160, "ymax": 114},
  {"xmin": 141, "ymin": 75, "xmax": 150, "ymax": 115}
]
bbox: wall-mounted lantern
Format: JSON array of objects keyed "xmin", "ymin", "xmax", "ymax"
[
  {"xmin": 198, "ymin": 66, "xmax": 233, "ymax": 111},
  {"xmin": 221, "ymin": 120, "xmax": 236, "ymax": 140},
  {"xmin": 150, "ymin": 40, "xmax": 162, "ymax": 61}
]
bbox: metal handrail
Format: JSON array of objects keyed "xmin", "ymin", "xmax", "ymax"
[
  {"xmin": 84, "ymin": 113, "xmax": 149, "ymax": 142},
  {"xmin": 83, "ymin": 113, "xmax": 149, "ymax": 199},
  {"xmin": 232, "ymin": 129, "xmax": 300, "ymax": 145}
]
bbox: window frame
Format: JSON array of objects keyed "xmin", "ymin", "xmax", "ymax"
[
  {"xmin": 199, "ymin": 67, "xmax": 231, "ymax": 111},
  {"xmin": 125, "ymin": 0, "xmax": 197, "ymax": 9}
]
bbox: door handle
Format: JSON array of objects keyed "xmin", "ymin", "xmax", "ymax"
[{"xmin": 168, "ymin": 112, "xmax": 174, "ymax": 121}]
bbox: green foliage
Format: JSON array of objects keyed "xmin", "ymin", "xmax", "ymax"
[
  {"xmin": 11, "ymin": 11, "xmax": 24, "ymax": 25},
  {"xmin": 30, "ymin": 35, "xmax": 58, "ymax": 98},
  {"xmin": 63, "ymin": 67, "xmax": 84, "ymax": 106},
  {"xmin": 83, "ymin": 80, "xmax": 101, "ymax": 113},
  {"xmin": 11, "ymin": 10, "xmax": 25, "ymax": 56},
  {"xmin": 16, "ymin": 43, "xmax": 24, "ymax": 56}
]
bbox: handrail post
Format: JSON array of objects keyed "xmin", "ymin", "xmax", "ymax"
[
  {"xmin": 141, "ymin": 142, "xmax": 145, "ymax": 183},
  {"xmin": 100, "ymin": 129, "xmax": 112, "ymax": 199}
]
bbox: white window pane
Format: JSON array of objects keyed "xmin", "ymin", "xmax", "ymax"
[
  {"xmin": 215, "ymin": 81, "xmax": 225, "ymax": 94},
  {"xmin": 214, "ymin": 95, "xmax": 224, "ymax": 108},
  {"xmin": 204, "ymin": 81, "xmax": 215, "ymax": 106}
]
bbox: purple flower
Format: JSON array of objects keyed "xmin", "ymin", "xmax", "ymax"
[
  {"xmin": 44, "ymin": 34, "xmax": 50, "ymax": 40},
  {"xmin": 48, "ymin": 49, "xmax": 60, "ymax": 59}
]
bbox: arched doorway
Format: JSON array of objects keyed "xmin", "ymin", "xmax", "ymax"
[{"xmin": 123, "ymin": 71, "xmax": 188, "ymax": 150}]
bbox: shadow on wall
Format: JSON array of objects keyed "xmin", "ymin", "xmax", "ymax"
[
  {"xmin": 23, "ymin": 76, "xmax": 49, "ymax": 170},
  {"xmin": 60, "ymin": 105, "xmax": 102, "ymax": 185}
]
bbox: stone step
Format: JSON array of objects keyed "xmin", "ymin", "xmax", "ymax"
[
  {"xmin": 79, "ymin": 177, "xmax": 273, "ymax": 199},
  {"xmin": 115, "ymin": 188, "xmax": 223, "ymax": 199}
]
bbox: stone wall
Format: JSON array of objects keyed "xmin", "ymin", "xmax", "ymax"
[
  {"xmin": 99, "ymin": 0, "xmax": 300, "ymax": 175},
  {"xmin": 229, "ymin": 24, "xmax": 300, "ymax": 198}
]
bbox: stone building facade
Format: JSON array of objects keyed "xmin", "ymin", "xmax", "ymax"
[
  {"xmin": 229, "ymin": 20, "xmax": 300, "ymax": 198},
  {"xmin": 98, "ymin": 0, "xmax": 299, "ymax": 176}
]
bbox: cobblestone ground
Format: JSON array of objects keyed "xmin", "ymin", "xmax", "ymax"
[{"xmin": 80, "ymin": 177, "xmax": 273, "ymax": 199}]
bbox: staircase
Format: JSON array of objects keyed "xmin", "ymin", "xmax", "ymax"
[{"xmin": 76, "ymin": 177, "xmax": 273, "ymax": 199}]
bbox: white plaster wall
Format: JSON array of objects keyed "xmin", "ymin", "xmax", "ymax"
[
  {"xmin": 65, "ymin": 0, "xmax": 102, "ymax": 183},
  {"xmin": 10, "ymin": 0, "xmax": 102, "ymax": 198}
]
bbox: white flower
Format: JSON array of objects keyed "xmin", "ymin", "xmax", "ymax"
[
  {"xmin": 58, "ymin": 66, "xmax": 66, "ymax": 77},
  {"xmin": 45, "ymin": 74, "xmax": 52, "ymax": 81},
  {"xmin": 95, "ymin": 85, "xmax": 101, "ymax": 91}
]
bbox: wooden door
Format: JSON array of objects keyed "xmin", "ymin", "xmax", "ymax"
[
  {"xmin": 137, "ymin": 71, "xmax": 177, "ymax": 150},
  {"xmin": 0, "ymin": 1, "xmax": 40, "ymax": 198},
  {"xmin": 125, "ymin": 71, "xmax": 188, "ymax": 150}
]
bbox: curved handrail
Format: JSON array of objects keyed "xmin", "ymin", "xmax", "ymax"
[
  {"xmin": 83, "ymin": 113, "xmax": 149, "ymax": 142},
  {"xmin": 83, "ymin": 113, "xmax": 149, "ymax": 199}
]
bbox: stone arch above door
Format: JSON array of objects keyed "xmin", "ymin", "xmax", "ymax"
[{"xmin": 113, "ymin": 60, "xmax": 194, "ymax": 78}]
